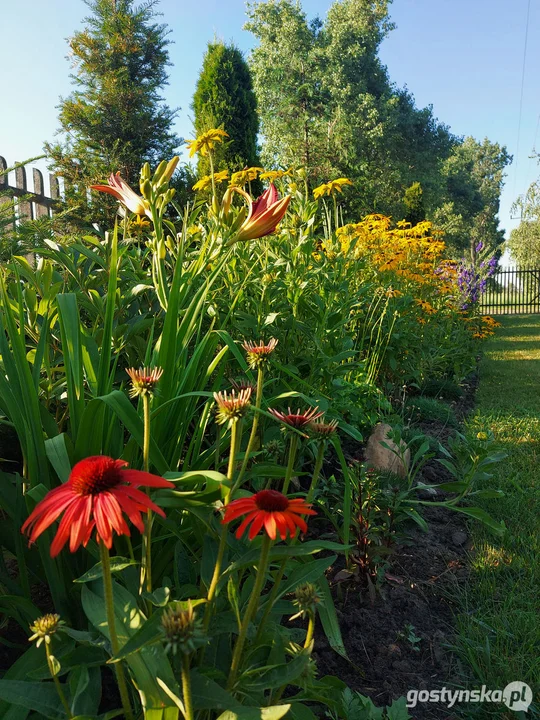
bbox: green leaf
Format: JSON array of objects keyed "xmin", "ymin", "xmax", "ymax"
[
  {"xmin": 0, "ymin": 680, "xmax": 66, "ymax": 719},
  {"xmin": 317, "ymin": 576, "xmax": 349, "ymax": 660},
  {"xmin": 246, "ymin": 645, "xmax": 312, "ymax": 691},
  {"xmin": 386, "ymin": 697, "xmax": 412, "ymax": 720},
  {"xmin": 74, "ymin": 557, "xmax": 137, "ymax": 583},
  {"xmin": 44, "ymin": 434, "xmax": 72, "ymax": 483},
  {"xmin": 225, "ymin": 542, "xmax": 349, "ymax": 575},
  {"xmin": 216, "ymin": 705, "xmax": 291, "ymax": 720},
  {"xmin": 189, "ymin": 670, "xmax": 244, "ymax": 711}
]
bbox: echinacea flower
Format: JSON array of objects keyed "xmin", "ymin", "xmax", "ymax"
[
  {"xmin": 224, "ymin": 184, "xmax": 290, "ymax": 246},
  {"xmin": 269, "ymin": 406, "xmax": 324, "ymax": 430},
  {"xmin": 309, "ymin": 418, "xmax": 339, "ymax": 437},
  {"xmin": 242, "ymin": 338, "xmax": 278, "ymax": 369},
  {"xmin": 126, "ymin": 366, "xmax": 164, "ymax": 398},
  {"xmin": 91, "ymin": 173, "xmax": 151, "ymax": 218},
  {"xmin": 214, "ymin": 388, "xmax": 252, "ymax": 426},
  {"xmin": 186, "ymin": 129, "xmax": 229, "ymax": 157},
  {"xmin": 313, "ymin": 178, "xmax": 353, "ymax": 200},
  {"xmin": 161, "ymin": 602, "xmax": 208, "ymax": 655},
  {"xmin": 222, "ymin": 489, "xmax": 316, "ymax": 540},
  {"xmin": 29, "ymin": 614, "xmax": 65, "ymax": 647},
  {"xmin": 230, "ymin": 377, "xmax": 258, "ymax": 394},
  {"xmin": 290, "ymin": 582, "xmax": 323, "ymax": 620},
  {"xmin": 22, "ymin": 456, "xmax": 174, "ymax": 557}
]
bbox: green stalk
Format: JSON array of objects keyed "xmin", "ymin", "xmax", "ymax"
[
  {"xmin": 203, "ymin": 419, "xmax": 242, "ymax": 630},
  {"xmin": 231, "ymin": 366, "xmax": 264, "ymax": 495},
  {"xmin": 139, "ymin": 392, "xmax": 153, "ymax": 597},
  {"xmin": 45, "ymin": 643, "xmax": 72, "ymax": 719},
  {"xmin": 227, "ymin": 534, "xmax": 272, "ymax": 690},
  {"xmin": 99, "ymin": 542, "xmax": 134, "ymax": 720},
  {"xmin": 282, "ymin": 433, "xmax": 299, "ymax": 495},
  {"xmin": 304, "ymin": 611, "xmax": 315, "ymax": 648},
  {"xmin": 306, "ymin": 441, "xmax": 325, "ymax": 504},
  {"xmin": 181, "ymin": 654, "xmax": 194, "ymax": 720},
  {"xmin": 208, "ymin": 151, "xmax": 216, "ymax": 208}
]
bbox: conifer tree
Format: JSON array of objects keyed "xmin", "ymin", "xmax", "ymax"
[
  {"xmin": 45, "ymin": 0, "xmax": 179, "ymax": 229},
  {"xmin": 192, "ymin": 42, "xmax": 260, "ymax": 177}
]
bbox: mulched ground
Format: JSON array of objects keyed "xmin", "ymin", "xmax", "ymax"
[{"xmin": 313, "ymin": 374, "xmax": 480, "ymax": 718}]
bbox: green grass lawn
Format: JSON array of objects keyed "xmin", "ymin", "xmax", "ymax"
[{"xmin": 455, "ymin": 315, "xmax": 539, "ymax": 717}]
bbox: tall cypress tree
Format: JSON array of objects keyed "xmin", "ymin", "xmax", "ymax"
[
  {"xmin": 46, "ymin": 0, "xmax": 179, "ymax": 229},
  {"xmin": 192, "ymin": 42, "xmax": 260, "ymax": 177}
]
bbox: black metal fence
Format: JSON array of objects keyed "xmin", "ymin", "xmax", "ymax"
[{"xmin": 479, "ymin": 267, "xmax": 540, "ymax": 315}]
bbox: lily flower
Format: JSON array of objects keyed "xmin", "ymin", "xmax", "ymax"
[
  {"xmin": 91, "ymin": 173, "xmax": 151, "ymax": 218},
  {"xmin": 224, "ymin": 184, "xmax": 290, "ymax": 246}
]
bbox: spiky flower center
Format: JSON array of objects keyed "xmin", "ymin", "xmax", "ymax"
[
  {"xmin": 254, "ymin": 489, "xmax": 289, "ymax": 512},
  {"xmin": 161, "ymin": 603, "xmax": 207, "ymax": 655},
  {"xmin": 242, "ymin": 338, "xmax": 278, "ymax": 368},
  {"xmin": 126, "ymin": 366, "xmax": 163, "ymax": 397},
  {"xmin": 29, "ymin": 613, "xmax": 64, "ymax": 646},
  {"xmin": 214, "ymin": 388, "xmax": 252, "ymax": 425},
  {"xmin": 70, "ymin": 456, "xmax": 125, "ymax": 496}
]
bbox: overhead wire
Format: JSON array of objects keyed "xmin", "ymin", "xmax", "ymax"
[{"xmin": 512, "ymin": 0, "xmax": 532, "ymax": 200}]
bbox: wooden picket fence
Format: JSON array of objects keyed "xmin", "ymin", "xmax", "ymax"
[
  {"xmin": 479, "ymin": 267, "xmax": 540, "ymax": 315},
  {"xmin": 0, "ymin": 154, "xmax": 59, "ymax": 230}
]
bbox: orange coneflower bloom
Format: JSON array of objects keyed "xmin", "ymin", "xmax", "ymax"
[
  {"xmin": 214, "ymin": 388, "xmax": 252, "ymax": 426},
  {"xmin": 91, "ymin": 173, "xmax": 151, "ymax": 218},
  {"xmin": 126, "ymin": 366, "xmax": 163, "ymax": 398},
  {"xmin": 222, "ymin": 489, "xmax": 316, "ymax": 541},
  {"xmin": 22, "ymin": 456, "xmax": 174, "ymax": 557}
]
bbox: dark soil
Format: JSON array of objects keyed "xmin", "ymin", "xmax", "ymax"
[{"xmin": 313, "ymin": 374, "xmax": 480, "ymax": 719}]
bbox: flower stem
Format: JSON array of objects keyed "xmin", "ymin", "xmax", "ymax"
[
  {"xmin": 99, "ymin": 541, "xmax": 134, "ymax": 720},
  {"xmin": 231, "ymin": 367, "xmax": 264, "ymax": 495},
  {"xmin": 45, "ymin": 644, "xmax": 72, "ymax": 719},
  {"xmin": 282, "ymin": 433, "xmax": 299, "ymax": 495},
  {"xmin": 181, "ymin": 654, "xmax": 194, "ymax": 720},
  {"xmin": 139, "ymin": 393, "xmax": 153, "ymax": 598},
  {"xmin": 305, "ymin": 611, "xmax": 315, "ymax": 648},
  {"xmin": 203, "ymin": 419, "xmax": 242, "ymax": 630},
  {"xmin": 306, "ymin": 441, "xmax": 325, "ymax": 504},
  {"xmin": 227, "ymin": 534, "xmax": 272, "ymax": 690}
]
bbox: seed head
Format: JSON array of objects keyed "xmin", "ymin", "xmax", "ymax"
[
  {"xmin": 290, "ymin": 583, "xmax": 323, "ymax": 620},
  {"xmin": 29, "ymin": 614, "xmax": 65, "ymax": 647},
  {"xmin": 309, "ymin": 418, "xmax": 339, "ymax": 437},
  {"xmin": 161, "ymin": 602, "xmax": 207, "ymax": 655}
]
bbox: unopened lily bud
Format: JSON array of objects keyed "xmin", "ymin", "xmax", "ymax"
[
  {"xmin": 140, "ymin": 178, "xmax": 152, "ymax": 201},
  {"xmin": 140, "ymin": 162, "xmax": 151, "ymax": 181},
  {"xmin": 152, "ymin": 160, "xmax": 168, "ymax": 185}
]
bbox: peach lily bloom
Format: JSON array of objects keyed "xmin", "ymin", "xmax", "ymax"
[
  {"xmin": 91, "ymin": 173, "xmax": 151, "ymax": 218},
  {"xmin": 224, "ymin": 184, "xmax": 290, "ymax": 246}
]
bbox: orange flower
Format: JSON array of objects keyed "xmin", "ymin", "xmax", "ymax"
[
  {"xmin": 269, "ymin": 406, "xmax": 324, "ymax": 430},
  {"xmin": 224, "ymin": 184, "xmax": 290, "ymax": 246},
  {"xmin": 222, "ymin": 489, "xmax": 316, "ymax": 540},
  {"xmin": 22, "ymin": 456, "xmax": 174, "ymax": 557},
  {"xmin": 91, "ymin": 173, "xmax": 151, "ymax": 217},
  {"xmin": 242, "ymin": 338, "xmax": 278, "ymax": 368}
]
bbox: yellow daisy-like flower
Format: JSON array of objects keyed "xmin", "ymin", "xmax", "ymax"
[
  {"xmin": 130, "ymin": 215, "xmax": 151, "ymax": 233},
  {"xmin": 192, "ymin": 170, "xmax": 229, "ymax": 191},
  {"xmin": 186, "ymin": 129, "xmax": 229, "ymax": 158},
  {"xmin": 313, "ymin": 178, "xmax": 353, "ymax": 199},
  {"xmin": 259, "ymin": 168, "xmax": 293, "ymax": 181},
  {"xmin": 230, "ymin": 167, "xmax": 264, "ymax": 187}
]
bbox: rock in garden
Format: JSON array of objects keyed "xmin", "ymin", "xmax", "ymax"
[
  {"xmin": 364, "ymin": 423, "xmax": 410, "ymax": 478},
  {"xmin": 451, "ymin": 531, "xmax": 468, "ymax": 546}
]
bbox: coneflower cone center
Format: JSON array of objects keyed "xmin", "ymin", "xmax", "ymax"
[
  {"xmin": 71, "ymin": 457, "xmax": 124, "ymax": 496},
  {"xmin": 255, "ymin": 489, "xmax": 289, "ymax": 512}
]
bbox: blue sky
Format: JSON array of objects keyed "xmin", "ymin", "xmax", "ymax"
[{"xmin": 1, "ymin": 0, "xmax": 539, "ymax": 240}]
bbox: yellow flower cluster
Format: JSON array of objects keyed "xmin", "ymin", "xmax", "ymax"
[
  {"xmin": 192, "ymin": 170, "xmax": 229, "ymax": 191},
  {"xmin": 229, "ymin": 167, "xmax": 264, "ymax": 187},
  {"xmin": 313, "ymin": 178, "xmax": 353, "ymax": 199}
]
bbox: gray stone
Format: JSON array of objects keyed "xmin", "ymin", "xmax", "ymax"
[
  {"xmin": 364, "ymin": 423, "xmax": 410, "ymax": 478},
  {"xmin": 452, "ymin": 531, "xmax": 468, "ymax": 547}
]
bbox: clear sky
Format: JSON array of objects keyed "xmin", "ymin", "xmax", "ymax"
[{"xmin": 1, "ymin": 0, "xmax": 539, "ymax": 240}]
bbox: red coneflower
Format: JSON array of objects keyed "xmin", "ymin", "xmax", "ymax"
[
  {"xmin": 22, "ymin": 456, "xmax": 174, "ymax": 557},
  {"xmin": 242, "ymin": 338, "xmax": 278, "ymax": 369},
  {"xmin": 222, "ymin": 489, "xmax": 316, "ymax": 541},
  {"xmin": 229, "ymin": 377, "xmax": 258, "ymax": 394},
  {"xmin": 269, "ymin": 406, "xmax": 324, "ymax": 430}
]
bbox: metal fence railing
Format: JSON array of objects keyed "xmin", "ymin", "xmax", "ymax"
[{"xmin": 479, "ymin": 267, "xmax": 540, "ymax": 315}]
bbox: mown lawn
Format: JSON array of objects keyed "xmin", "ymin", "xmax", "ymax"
[{"xmin": 455, "ymin": 315, "xmax": 539, "ymax": 717}]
